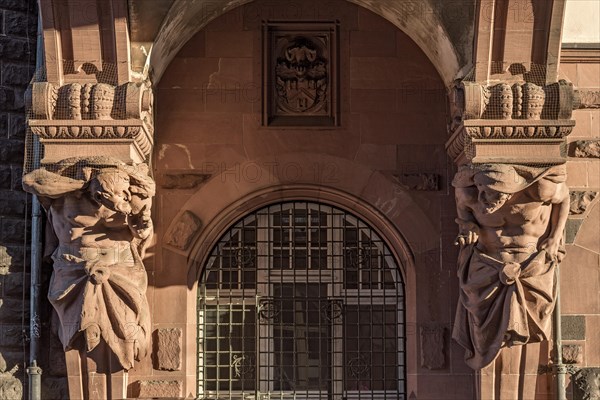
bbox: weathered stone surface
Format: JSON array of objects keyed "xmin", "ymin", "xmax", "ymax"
[
  {"xmin": 0, "ymin": 218, "xmax": 26, "ymax": 244},
  {"xmin": 46, "ymin": 333, "xmax": 67, "ymax": 377},
  {"xmin": 395, "ymin": 173, "xmax": 440, "ymax": 191},
  {"xmin": 0, "ymin": 190, "xmax": 26, "ymax": 216},
  {"xmin": 420, "ymin": 324, "xmax": 445, "ymax": 370},
  {"xmin": 0, "ymin": 245, "xmax": 24, "ymax": 274},
  {"xmin": 566, "ymin": 218, "xmax": 585, "ymax": 244},
  {"xmin": 562, "ymin": 315, "xmax": 586, "ymax": 340},
  {"xmin": 0, "ymin": 354, "xmax": 22, "ymax": 400},
  {"xmin": 0, "ymin": 166, "xmax": 11, "ymax": 189},
  {"xmin": 573, "ymin": 140, "xmax": 600, "ymax": 158},
  {"xmin": 161, "ymin": 173, "xmax": 211, "ymax": 189},
  {"xmin": 0, "ymin": 324, "xmax": 22, "ymax": 348},
  {"xmin": 3, "ymin": 11, "xmax": 37, "ymax": 39},
  {"xmin": 0, "ymin": 0, "xmax": 34, "ymax": 12},
  {"xmin": 0, "ymin": 87, "xmax": 24, "ymax": 111},
  {"xmin": 573, "ymin": 368, "xmax": 600, "ymax": 400},
  {"xmin": 41, "ymin": 377, "xmax": 68, "ymax": 400},
  {"xmin": 165, "ymin": 210, "xmax": 202, "ymax": 250},
  {"xmin": 562, "ymin": 344, "xmax": 584, "ymax": 364},
  {"xmin": 570, "ymin": 191, "xmax": 599, "ymax": 215},
  {"xmin": 0, "ymin": 36, "xmax": 34, "ymax": 63},
  {"xmin": 577, "ymin": 90, "xmax": 600, "ymax": 109},
  {"xmin": 0, "ymin": 114, "xmax": 7, "ymax": 137},
  {"xmin": 0, "ymin": 298, "xmax": 28, "ymax": 323},
  {"xmin": 0, "ymin": 139, "xmax": 24, "ymax": 163},
  {"xmin": 1, "ymin": 63, "xmax": 34, "ymax": 86},
  {"xmin": 8, "ymin": 113, "xmax": 25, "ymax": 139},
  {"xmin": 153, "ymin": 328, "xmax": 182, "ymax": 371},
  {"xmin": 133, "ymin": 380, "xmax": 182, "ymax": 398}
]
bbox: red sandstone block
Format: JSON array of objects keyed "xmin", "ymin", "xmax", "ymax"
[
  {"xmin": 350, "ymin": 31, "xmax": 396, "ymax": 57},
  {"xmin": 177, "ymin": 31, "xmax": 206, "ymax": 58},
  {"xmin": 206, "ymin": 31, "xmax": 254, "ymax": 58},
  {"xmin": 350, "ymin": 89, "xmax": 396, "ymax": 112},
  {"xmin": 577, "ymin": 63, "xmax": 600, "ymax": 88},
  {"xmin": 567, "ymin": 161, "xmax": 589, "ymax": 187},
  {"xmin": 560, "ymin": 245, "xmax": 600, "ymax": 314}
]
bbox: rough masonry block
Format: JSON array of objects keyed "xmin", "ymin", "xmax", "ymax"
[
  {"xmin": 133, "ymin": 380, "xmax": 182, "ymax": 398},
  {"xmin": 562, "ymin": 344, "xmax": 584, "ymax": 364},
  {"xmin": 153, "ymin": 328, "xmax": 182, "ymax": 371},
  {"xmin": 3, "ymin": 11, "xmax": 37, "ymax": 38},
  {"xmin": 562, "ymin": 315, "xmax": 586, "ymax": 340}
]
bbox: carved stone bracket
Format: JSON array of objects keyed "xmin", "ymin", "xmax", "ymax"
[
  {"xmin": 446, "ymin": 120, "xmax": 574, "ymax": 164},
  {"xmin": 447, "ymin": 79, "xmax": 577, "ymax": 165},
  {"xmin": 28, "ymin": 81, "xmax": 154, "ymax": 164}
]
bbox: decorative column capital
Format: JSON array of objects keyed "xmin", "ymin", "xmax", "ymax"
[
  {"xmin": 446, "ymin": 79, "xmax": 579, "ymax": 165},
  {"xmin": 27, "ymin": 81, "xmax": 154, "ymax": 164}
]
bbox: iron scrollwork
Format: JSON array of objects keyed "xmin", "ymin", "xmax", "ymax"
[
  {"xmin": 258, "ymin": 298, "xmax": 280, "ymax": 322},
  {"xmin": 322, "ymin": 300, "xmax": 344, "ymax": 322},
  {"xmin": 232, "ymin": 354, "xmax": 255, "ymax": 378}
]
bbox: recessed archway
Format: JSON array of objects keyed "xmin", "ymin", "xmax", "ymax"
[{"xmin": 149, "ymin": 0, "xmax": 462, "ymax": 86}]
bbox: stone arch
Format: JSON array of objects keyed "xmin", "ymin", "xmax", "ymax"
[
  {"xmin": 169, "ymin": 154, "xmax": 432, "ymax": 393},
  {"xmin": 149, "ymin": 0, "xmax": 462, "ymax": 86}
]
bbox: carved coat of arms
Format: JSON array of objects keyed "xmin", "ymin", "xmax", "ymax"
[{"xmin": 275, "ymin": 38, "xmax": 328, "ymax": 115}]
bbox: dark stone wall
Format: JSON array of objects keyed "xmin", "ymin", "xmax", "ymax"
[
  {"xmin": 0, "ymin": 0, "xmax": 37, "ymax": 395},
  {"xmin": 0, "ymin": 3, "xmax": 69, "ymax": 398}
]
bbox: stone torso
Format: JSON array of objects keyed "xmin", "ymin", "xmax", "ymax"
[
  {"xmin": 48, "ymin": 192, "xmax": 134, "ymax": 259},
  {"xmin": 465, "ymin": 186, "xmax": 553, "ymax": 263}
]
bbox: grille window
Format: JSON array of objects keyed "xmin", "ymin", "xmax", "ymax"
[{"xmin": 198, "ymin": 202, "xmax": 406, "ymax": 399}]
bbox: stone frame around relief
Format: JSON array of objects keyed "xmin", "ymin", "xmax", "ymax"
[{"xmin": 262, "ymin": 21, "xmax": 339, "ymax": 127}]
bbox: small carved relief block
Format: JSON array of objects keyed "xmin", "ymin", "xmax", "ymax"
[
  {"xmin": 395, "ymin": 173, "xmax": 440, "ymax": 191},
  {"xmin": 570, "ymin": 191, "xmax": 598, "ymax": 215},
  {"xmin": 161, "ymin": 173, "xmax": 211, "ymax": 189},
  {"xmin": 153, "ymin": 328, "xmax": 182, "ymax": 371},
  {"xmin": 574, "ymin": 368, "xmax": 600, "ymax": 400},
  {"xmin": 572, "ymin": 140, "xmax": 600, "ymax": 158},
  {"xmin": 264, "ymin": 22, "xmax": 338, "ymax": 126},
  {"xmin": 165, "ymin": 210, "xmax": 202, "ymax": 251},
  {"xmin": 420, "ymin": 324, "xmax": 445, "ymax": 370},
  {"xmin": 133, "ymin": 380, "xmax": 182, "ymax": 398},
  {"xmin": 562, "ymin": 344, "xmax": 584, "ymax": 364},
  {"xmin": 576, "ymin": 90, "xmax": 600, "ymax": 109}
]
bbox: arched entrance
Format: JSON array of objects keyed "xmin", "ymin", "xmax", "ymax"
[{"xmin": 197, "ymin": 201, "xmax": 406, "ymax": 399}]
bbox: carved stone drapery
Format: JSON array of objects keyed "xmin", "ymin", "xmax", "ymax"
[
  {"xmin": 22, "ymin": 157, "xmax": 155, "ymax": 371},
  {"xmin": 452, "ymin": 163, "xmax": 569, "ymax": 370},
  {"xmin": 447, "ymin": 75, "xmax": 576, "ymax": 398}
]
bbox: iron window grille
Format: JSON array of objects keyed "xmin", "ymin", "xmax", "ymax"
[{"xmin": 198, "ymin": 202, "xmax": 406, "ymax": 399}]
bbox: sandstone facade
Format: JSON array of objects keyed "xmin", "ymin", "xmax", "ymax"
[{"xmin": 2, "ymin": 0, "xmax": 599, "ymax": 399}]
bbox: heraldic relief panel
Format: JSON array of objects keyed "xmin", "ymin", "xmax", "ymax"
[{"xmin": 264, "ymin": 22, "xmax": 339, "ymax": 127}]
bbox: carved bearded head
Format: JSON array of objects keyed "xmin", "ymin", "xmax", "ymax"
[
  {"xmin": 475, "ymin": 184, "xmax": 512, "ymax": 214},
  {"xmin": 89, "ymin": 169, "xmax": 132, "ymax": 215}
]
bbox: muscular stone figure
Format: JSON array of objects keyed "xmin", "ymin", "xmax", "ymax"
[
  {"xmin": 452, "ymin": 163, "xmax": 569, "ymax": 370},
  {"xmin": 22, "ymin": 157, "xmax": 155, "ymax": 370}
]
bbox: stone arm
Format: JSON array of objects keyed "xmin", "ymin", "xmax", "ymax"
[
  {"xmin": 539, "ymin": 181, "xmax": 570, "ymax": 261},
  {"xmin": 22, "ymin": 169, "xmax": 86, "ymax": 209},
  {"xmin": 22, "ymin": 169, "xmax": 86, "ymax": 199},
  {"xmin": 454, "ymin": 186, "xmax": 481, "ymax": 246}
]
